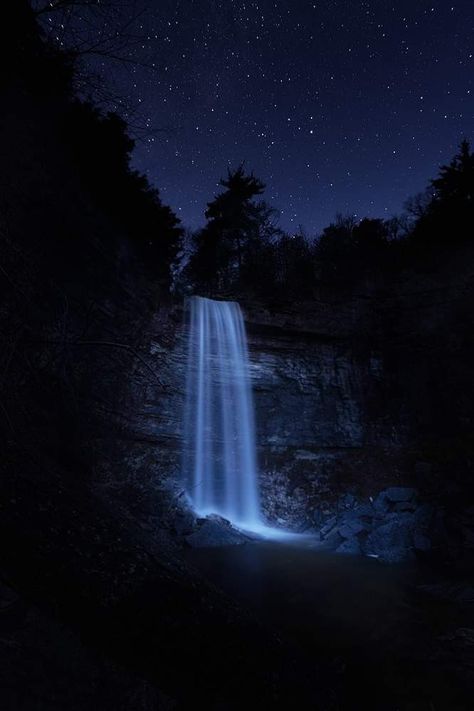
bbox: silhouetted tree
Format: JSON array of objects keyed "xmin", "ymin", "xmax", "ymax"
[
  {"xmin": 31, "ymin": 0, "xmax": 176, "ymax": 138},
  {"xmin": 411, "ymin": 140, "xmax": 474, "ymax": 247},
  {"xmin": 315, "ymin": 215, "xmax": 391, "ymax": 286},
  {"xmin": 2, "ymin": 1, "xmax": 74, "ymax": 94},
  {"xmin": 189, "ymin": 165, "xmax": 280, "ymax": 291},
  {"xmin": 353, "ymin": 218, "xmax": 390, "ymax": 260},
  {"xmin": 315, "ymin": 214, "xmax": 356, "ymax": 283},
  {"xmin": 404, "ymin": 188, "xmax": 434, "ymax": 223},
  {"xmin": 432, "ymin": 139, "xmax": 474, "ymax": 204},
  {"xmin": 3, "ymin": 4, "xmax": 182, "ymax": 283},
  {"xmin": 65, "ymin": 101, "xmax": 183, "ymax": 275},
  {"xmin": 267, "ymin": 232, "xmax": 315, "ymax": 299}
]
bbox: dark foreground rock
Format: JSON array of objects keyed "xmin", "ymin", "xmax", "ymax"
[
  {"xmin": 314, "ymin": 487, "xmax": 443, "ymax": 563},
  {"xmin": 185, "ymin": 514, "xmax": 252, "ymax": 547}
]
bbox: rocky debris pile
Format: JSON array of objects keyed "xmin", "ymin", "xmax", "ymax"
[
  {"xmin": 169, "ymin": 506, "xmax": 254, "ymax": 548},
  {"xmin": 167, "ymin": 487, "xmax": 474, "ymax": 564},
  {"xmin": 314, "ymin": 487, "xmax": 443, "ymax": 563}
]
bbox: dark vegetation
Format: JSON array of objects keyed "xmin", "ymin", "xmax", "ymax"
[
  {"xmin": 7, "ymin": 2, "xmax": 474, "ymax": 302},
  {"xmin": 5, "ymin": 0, "xmax": 184, "ymax": 287},
  {"xmin": 184, "ymin": 139, "xmax": 474, "ymax": 299}
]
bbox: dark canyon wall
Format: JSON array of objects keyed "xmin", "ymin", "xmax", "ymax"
[
  {"xmin": 131, "ymin": 254, "xmax": 474, "ymax": 553},
  {"xmin": 0, "ymin": 77, "xmax": 291, "ymax": 708},
  {"xmin": 244, "ymin": 261, "xmax": 474, "ymax": 531}
]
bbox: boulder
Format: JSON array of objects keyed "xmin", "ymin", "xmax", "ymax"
[
  {"xmin": 321, "ymin": 527, "xmax": 343, "ymax": 549},
  {"xmin": 373, "ymin": 492, "xmax": 391, "ymax": 514},
  {"xmin": 320, "ymin": 516, "xmax": 337, "ymax": 539},
  {"xmin": 384, "ymin": 487, "xmax": 417, "ymax": 503},
  {"xmin": 339, "ymin": 493, "xmax": 357, "ymax": 510},
  {"xmin": 173, "ymin": 508, "xmax": 197, "ymax": 536},
  {"xmin": 393, "ymin": 501, "xmax": 417, "ymax": 512},
  {"xmin": 336, "ymin": 538, "xmax": 362, "ymax": 555},
  {"xmin": 338, "ymin": 520, "xmax": 369, "ymax": 538},
  {"xmin": 185, "ymin": 516, "xmax": 250, "ymax": 548},
  {"xmin": 352, "ymin": 503, "xmax": 375, "ymax": 518},
  {"xmin": 363, "ymin": 514, "xmax": 416, "ymax": 563},
  {"xmin": 372, "ymin": 487, "xmax": 418, "ymax": 516}
]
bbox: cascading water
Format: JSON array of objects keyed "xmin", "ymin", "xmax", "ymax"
[{"xmin": 182, "ymin": 295, "xmax": 261, "ymax": 530}]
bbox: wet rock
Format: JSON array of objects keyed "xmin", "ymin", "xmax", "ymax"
[
  {"xmin": 352, "ymin": 503, "xmax": 375, "ymax": 518},
  {"xmin": 312, "ymin": 508, "xmax": 326, "ymax": 528},
  {"xmin": 336, "ymin": 538, "xmax": 362, "ymax": 555},
  {"xmin": 338, "ymin": 520, "xmax": 368, "ymax": 538},
  {"xmin": 314, "ymin": 491, "xmax": 441, "ymax": 563},
  {"xmin": 173, "ymin": 508, "xmax": 197, "ymax": 536},
  {"xmin": 320, "ymin": 516, "xmax": 337, "ymax": 539},
  {"xmin": 185, "ymin": 516, "xmax": 250, "ymax": 548},
  {"xmin": 363, "ymin": 514, "xmax": 416, "ymax": 563},
  {"xmin": 321, "ymin": 528, "xmax": 343, "ymax": 549},
  {"xmin": 339, "ymin": 493, "xmax": 357, "ymax": 510},
  {"xmin": 384, "ymin": 487, "xmax": 417, "ymax": 503},
  {"xmin": 393, "ymin": 501, "xmax": 417, "ymax": 512},
  {"xmin": 373, "ymin": 492, "xmax": 391, "ymax": 514},
  {"xmin": 372, "ymin": 487, "xmax": 418, "ymax": 517}
]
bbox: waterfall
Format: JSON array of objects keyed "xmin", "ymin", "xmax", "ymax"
[{"xmin": 182, "ymin": 296, "xmax": 261, "ymax": 529}]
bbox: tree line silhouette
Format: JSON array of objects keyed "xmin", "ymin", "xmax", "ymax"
[
  {"xmin": 181, "ymin": 138, "xmax": 474, "ymax": 299},
  {"xmin": 6, "ymin": 1, "xmax": 184, "ymax": 287},
  {"xmin": 7, "ymin": 2, "xmax": 474, "ymax": 300}
]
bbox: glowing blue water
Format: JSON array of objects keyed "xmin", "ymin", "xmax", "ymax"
[{"xmin": 183, "ymin": 296, "xmax": 261, "ymax": 530}]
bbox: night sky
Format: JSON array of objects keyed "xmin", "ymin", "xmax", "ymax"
[{"xmin": 48, "ymin": 0, "xmax": 474, "ymax": 234}]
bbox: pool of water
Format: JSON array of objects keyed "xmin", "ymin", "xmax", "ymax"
[{"xmin": 186, "ymin": 541, "xmax": 472, "ymax": 710}]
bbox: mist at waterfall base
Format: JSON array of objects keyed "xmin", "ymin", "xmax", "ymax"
[{"xmin": 182, "ymin": 296, "xmax": 297, "ymax": 539}]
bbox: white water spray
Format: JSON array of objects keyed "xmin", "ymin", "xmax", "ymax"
[{"xmin": 182, "ymin": 296, "xmax": 261, "ymax": 530}]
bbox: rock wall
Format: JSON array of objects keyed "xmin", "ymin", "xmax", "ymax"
[
  {"xmin": 241, "ymin": 296, "xmax": 406, "ymax": 529},
  {"xmin": 223, "ymin": 253, "xmax": 472, "ymax": 531},
  {"xmin": 136, "ymin": 259, "xmax": 474, "ymax": 563}
]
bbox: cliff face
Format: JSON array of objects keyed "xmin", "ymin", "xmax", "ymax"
[
  {"xmin": 243, "ymin": 256, "xmax": 474, "ymax": 532},
  {"xmin": 129, "ymin": 254, "xmax": 474, "ymax": 558},
  {"xmin": 5, "ymin": 62, "xmax": 468, "ymax": 560},
  {"xmin": 246, "ymin": 304, "xmax": 393, "ymax": 528}
]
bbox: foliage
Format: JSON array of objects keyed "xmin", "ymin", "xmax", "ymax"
[
  {"xmin": 5, "ymin": 1, "xmax": 183, "ymax": 284},
  {"xmin": 410, "ymin": 139, "xmax": 474, "ymax": 246},
  {"xmin": 188, "ymin": 165, "xmax": 281, "ymax": 291},
  {"xmin": 7, "ymin": 4, "xmax": 474, "ymax": 298},
  {"xmin": 65, "ymin": 101, "xmax": 183, "ymax": 273},
  {"xmin": 185, "ymin": 140, "xmax": 474, "ymax": 299}
]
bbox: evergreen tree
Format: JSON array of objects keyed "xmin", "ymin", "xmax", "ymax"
[
  {"xmin": 432, "ymin": 139, "xmax": 474, "ymax": 205},
  {"xmin": 411, "ymin": 140, "xmax": 474, "ymax": 246},
  {"xmin": 66, "ymin": 101, "xmax": 183, "ymax": 276},
  {"xmin": 190, "ymin": 165, "xmax": 279, "ymax": 291},
  {"xmin": 316, "ymin": 215, "xmax": 391, "ymax": 286}
]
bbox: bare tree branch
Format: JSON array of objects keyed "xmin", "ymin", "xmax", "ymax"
[{"xmin": 31, "ymin": 0, "xmax": 173, "ymax": 140}]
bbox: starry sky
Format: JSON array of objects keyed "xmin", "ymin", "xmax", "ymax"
[{"xmin": 47, "ymin": 0, "xmax": 474, "ymax": 234}]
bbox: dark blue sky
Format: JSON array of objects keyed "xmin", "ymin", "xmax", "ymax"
[{"xmin": 50, "ymin": 0, "xmax": 474, "ymax": 234}]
